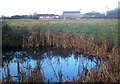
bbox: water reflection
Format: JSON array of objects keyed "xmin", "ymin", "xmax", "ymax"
[{"xmin": 1, "ymin": 48, "xmax": 99, "ymax": 82}]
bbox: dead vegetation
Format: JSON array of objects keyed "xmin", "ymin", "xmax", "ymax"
[
  {"xmin": 1, "ymin": 48, "xmax": 119, "ymax": 83},
  {"xmin": 22, "ymin": 31, "xmax": 118, "ymax": 59},
  {"xmin": 1, "ymin": 29, "xmax": 119, "ymax": 83},
  {"xmin": 2, "ymin": 20, "xmax": 119, "ymax": 83},
  {"xmin": 18, "ymin": 31, "xmax": 120, "ymax": 83}
]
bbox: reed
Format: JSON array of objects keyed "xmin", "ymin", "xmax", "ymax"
[
  {"xmin": 1, "ymin": 47, "xmax": 119, "ymax": 83},
  {"xmin": 2, "ymin": 19, "xmax": 118, "ymax": 48},
  {"xmin": 21, "ymin": 30, "xmax": 117, "ymax": 60},
  {"xmin": 2, "ymin": 19, "xmax": 119, "ymax": 83}
]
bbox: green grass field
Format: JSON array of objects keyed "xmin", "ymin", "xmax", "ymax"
[{"xmin": 2, "ymin": 19, "xmax": 119, "ymax": 48}]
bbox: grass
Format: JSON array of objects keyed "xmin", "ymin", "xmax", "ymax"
[
  {"xmin": 1, "ymin": 19, "xmax": 120, "ymax": 83},
  {"xmin": 2, "ymin": 19, "xmax": 119, "ymax": 48},
  {"xmin": 2, "ymin": 19, "xmax": 118, "ymax": 40}
]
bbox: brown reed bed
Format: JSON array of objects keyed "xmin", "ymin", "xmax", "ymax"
[
  {"xmin": 2, "ymin": 19, "xmax": 119, "ymax": 83},
  {"xmin": 2, "ymin": 30, "xmax": 119, "ymax": 83},
  {"xmin": 22, "ymin": 30, "xmax": 118, "ymax": 59},
  {"xmin": 21, "ymin": 30, "xmax": 120, "ymax": 83},
  {"xmin": 1, "ymin": 60, "xmax": 46, "ymax": 83},
  {"xmin": 2, "ymin": 25, "xmax": 119, "ymax": 83},
  {"xmin": 1, "ymin": 51, "xmax": 119, "ymax": 83},
  {"xmin": 1, "ymin": 49, "xmax": 119, "ymax": 83}
]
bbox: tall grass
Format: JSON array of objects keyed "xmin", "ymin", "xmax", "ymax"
[
  {"xmin": 2, "ymin": 19, "xmax": 119, "ymax": 83},
  {"xmin": 2, "ymin": 19, "xmax": 118, "ymax": 48},
  {"xmin": 1, "ymin": 47, "xmax": 119, "ymax": 83}
]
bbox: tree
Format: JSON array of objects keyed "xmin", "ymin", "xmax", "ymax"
[
  {"xmin": 33, "ymin": 12, "xmax": 38, "ymax": 19},
  {"xmin": 106, "ymin": 8, "xmax": 120, "ymax": 18}
]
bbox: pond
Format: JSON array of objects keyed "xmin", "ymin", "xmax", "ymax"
[{"xmin": 1, "ymin": 48, "xmax": 100, "ymax": 82}]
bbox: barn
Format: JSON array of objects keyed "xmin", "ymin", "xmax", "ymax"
[{"xmin": 63, "ymin": 11, "xmax": 81, "ymax": 20}]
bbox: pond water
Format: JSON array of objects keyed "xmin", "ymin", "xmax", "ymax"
[{"xmin": 1, "ymin": 48, "xmax": 99, "ymax": 82}]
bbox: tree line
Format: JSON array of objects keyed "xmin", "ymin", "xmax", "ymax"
[
  {"xmin": 1, "ymin": 8, "xmax": 120, "ymax": 19},
  {"xmin": 106, "ymin": 8, "xmax": 120, "ymax": 18}
]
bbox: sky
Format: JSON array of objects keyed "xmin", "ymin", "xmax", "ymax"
[{"xmin": 0, "ymin": 0, "xmax": 119, "ymax": 16}]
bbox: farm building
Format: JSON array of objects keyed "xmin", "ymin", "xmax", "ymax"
[
  {"xmin": 63, "ymin": 11, "xmax": 81, "ymax": 20},
  {"xmin": 38, "ymin": 14, "xmax": 59, "ymax": 20}
]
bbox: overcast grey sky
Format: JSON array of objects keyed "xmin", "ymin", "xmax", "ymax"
[{"xmin": 0, "ymin": 0, "xmax": 119, "ymax": 16}]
